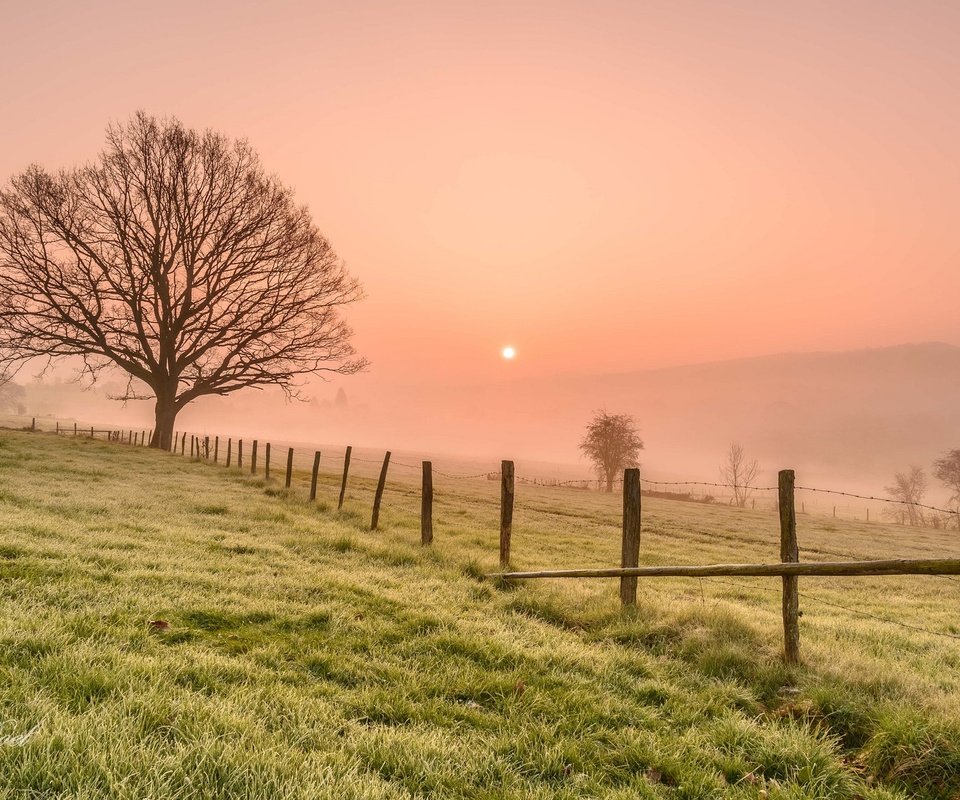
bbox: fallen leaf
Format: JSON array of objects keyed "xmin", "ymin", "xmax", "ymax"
[{"xmin": 149, "ymin": 619, "xmax": 170, "ymax": 631}]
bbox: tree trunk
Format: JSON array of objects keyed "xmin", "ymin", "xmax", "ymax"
[
  {"xmin": 151, "ymin": 395, "xmax": 178, "ymax": 450},
  {"xmin": 605, "ymin": 470, "xmax": 615, "ymax": 493}
]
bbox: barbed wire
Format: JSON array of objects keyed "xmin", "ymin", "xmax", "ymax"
[{"xmin": 796, "ymin": 485, "xmax": 959, "ymax": 517}]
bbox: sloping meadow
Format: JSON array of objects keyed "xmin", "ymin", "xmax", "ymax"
[{"xmin": 0, "ymin": 430, "xmax": 957, "ymax": 799}]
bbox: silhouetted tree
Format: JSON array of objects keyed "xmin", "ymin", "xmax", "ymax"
[
  {"xmin": 933, "ymin": 449, "xmax": 960, "ymax": 528},
  {"xmin": 0, "ymin": 113, "xmax": 365, "ymax": 449},
  {"xmin": 580, "ymin": 411, "xmax": 643, "ymax": 492},
  {"xmin": 719, "ymin": 442, "xmax": 760, "ymax": 508},
  {"xmin": 884, "ymin": 465, "xmax": 927, "ymax": 527}
]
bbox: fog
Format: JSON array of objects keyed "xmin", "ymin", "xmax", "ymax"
[{"xmin": 12, "ymin": 342, "xmax": 960, "ymax": 508}]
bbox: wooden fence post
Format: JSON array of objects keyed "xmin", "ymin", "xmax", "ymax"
[
  {"xmin": 237, "ymin": 439, "xmax": 243, "ymax": 470},
  {"xmin": 285, "ymin": 447, "xmax": 294, "ymax": 489},
  {"xmin": 56, "ymin": 421, "xmax": 59, "ymax": 434},
  {"xmin": 73, "ymin": 422, "xmax": 77, "ymax": 437},
  {"xmin": 213, "ymin": 436, "xmax": 219, "ymax": 463},
  {"xmin": 500, "ymin": 460, "xmax": 515, "ymax": 568},
  {"xmin": 251, "ymin": 440, "xmax": 258, "ymax": 474},
  {"xmin": 31, "ymin": 417, "xmax": 35, "ymax": 431},
  {"xmin": 338, "ymin": 446, "xmax": 352, "ymax": 510},
  {"xmin": 620, "ymin": 468, "xmax": 642, "ymax": 606},
  {"xmin": 226, "ymin": 438, "xmax": 232, "ymax": 468},
  {"xmin": 90, "ymin": 426, "xmax": 94, "ymax": 438},
  {"xmin": 264, "ymin": 443, "xmax": 271, "ymax": 480},
  {"xmin": 310, "ymin": 451, "xmax": 321, "ymax": 501},
  {"xmin": 421, "ymin": 460, "xmax": 433, "ymax": 546},
  {"xmin": 148, "ymin": 429, "xmax": 153, "ymax": 446},
  {"xmin": 370, "ymin": 451, "xmax": 391, "ymax": 530},
  {"xmin": 204, "ymin": 436, "xmax": 210, "ymax": 460},
  {"xmin": 190, "ymin": 436, "xmax": 195, "ymax": 458},
  {"xmin": 779, "ymin": 469, "xmax": 801, "ymax": 665},
  {"xmin": 180, "ymin": 432, "xmax": 186, "ymax": 455}
]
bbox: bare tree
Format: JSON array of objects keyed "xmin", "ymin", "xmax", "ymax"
[
  {"xmin": 933, "ymin": 449, "xmax": 960, "ymax": 529},
  {"xmin": 580, "ymin": 411, "xmax": 643, "ymax": 492},
  {"xmin": 884, "ymin": 465, "xmax": 927, "ymax": 527},
  {"xmin": 719, "ymin": 442, "xmax": 760, "ymax": 508},
  {"xmin": 0, "ymin": 113, "xmax": 365, "ymax": 449}
]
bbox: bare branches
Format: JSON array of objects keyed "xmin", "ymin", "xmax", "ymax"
[
  {"xmin": 0, "ymin": 112, "xmax": 366, "ymax": 448},
  {"xmin": 719, "ymin": 442, "xmax": 760, "ymax": 508}
]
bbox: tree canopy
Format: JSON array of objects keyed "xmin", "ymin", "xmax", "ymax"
[
  {"xmin": 0, "ymin": 113, "xmax": 365, "ymax": 448},
  {"xmin": 580, "ymin": 411, "xmax": 644, "ymax": 492}
]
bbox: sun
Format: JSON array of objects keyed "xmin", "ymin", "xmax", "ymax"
[{"xmin": 501, "ymin": 346, "xmax": 516, "ymax": 360}]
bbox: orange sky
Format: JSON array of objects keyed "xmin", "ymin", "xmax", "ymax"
[{"xmin": 2, "ymin": 0, "xmax": 959, "ymax": 394}]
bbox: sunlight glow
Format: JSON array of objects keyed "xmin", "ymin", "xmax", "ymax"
[{"xmin": 502, "ymin": 346, "xmax": 516, "ymax": 360}]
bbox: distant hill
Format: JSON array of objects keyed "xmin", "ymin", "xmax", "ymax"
[{"xmin": 414, "ymin": 342, "xmax": 960, "ymax": 492}]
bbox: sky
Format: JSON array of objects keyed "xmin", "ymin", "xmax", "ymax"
[{"xmin": 2, "ymin": 1, "xmax": 960, "ymax": 469}]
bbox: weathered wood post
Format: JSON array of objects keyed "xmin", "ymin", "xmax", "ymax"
[
  {"xmin": 285, "ymin": 447, "xmax": 294, "ymax": 489},
  {"xmin": 421, "ymin": 460, "xmax": 433, "ymax": 546},
  {"xmin": 620, "ymin": 468, "xmax": 642, "ymax": 606},
  {"xmin": 226, "ymin": 438, "xmax": 232, "ymax": 468},
  {"xmin": 370, "ymin": 451, "xmax": 391, "ymax": 530},
  {"xmin": 338, "ymin": 446, "xmax": 352, "ymax": 510},
  {"xmin": 779, "ymin": 469, "xmax": 800, "ymax": 665},
  {"xmin": 90, "ymin": 426, "xmax": 94, "ymax": 438},
  {"xmin": 264, "ymin": 443, "xmax": 271, "ymax": 480},
  {"xmin": 250, "ymin": 440, "xmax": 258, "ymax": 475},
  {"xmin": 213, "ymin": 436, "xmax": 219, "ymax": 463},
  {"xmin": 180, "ymin": 432, "xmax": 186, "ymax": 455},
  {"xmin": 190, "ymin": 436, "xmax": 195, "ymax": 458},
  {"xmin": 73, "ymin": 422, "xmax": 77, "ymax": 436},
  {"xmin": 237, "ymin": 439, "xmax": 243, "ymax": 470},
  {"xmin": 56, "ymin": 421, "xmax": 59, "ymax": 434},
  {"xmin": 310, "ymin": 451, "xmax": 321, "ymax": 501},
  {"xmin": 204, "ymin": 436, "xmax": 210, "ymax": 460},
  {"xmin": 500, "ymin": 460, "xmax": 515, "ymax": 569},
  {"xmin": 31, "ymin": 417, "xmax": 35, "ymax": 431},
  {"xmin": 148, "ymin": 430, "xmax": 153, "ymax": 446}
]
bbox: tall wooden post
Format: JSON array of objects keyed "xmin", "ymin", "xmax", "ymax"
[
  {"xmin": 214, "ymin": 436, "xmax": 219, "ymax": 463},
  {"xmin": 250, "ymin": 440, "xmax": 258, "ymax": 474},
  {"xmin": 148, "ymin": 429, "xmax": 153, "ymax": 446},
  {"xmin": 73, "ymin": 422, "xmax": 77, "ymax": 436},
  {"xmin": 264, "ymin": 443, "xmax": 271, "ymax": 480},
  {"xmin": 90, "ymin": 426, "xmax": 94, "ymax": 438},
  {"xmin": 370, "ymin": 451, "xmax": 391, "ymax": 530},
  {"xmin": 237, "ymin": 439, "xmax": 243, "ymax": 470},
  {"xmin": 56, "ymin": 421, "xmax": 59, "ymax": 434},
  {"xmin": 310, "ymin": 451, "xmax": 321, "ymax": 501},
  {"xmin": 190, "ymin": 436, "xmax": 195, "ymax": 458},
  {"xmin": 421, "ymin": 461, "xmax": 433, "ymax": 545},
  {"xmin": 204, "ymin": 436, "xmax": 210, "ymax": 460},
  {"xmin": 180, "ymin": 432, "xmax": 186, "ymax": 455},
  {"xmin": 338, "ymin": 446, "xmax": 352, "ymax": 510},
  {"xmin": 285, "ymin": 447, "xmax": 294, "ymax": 488},
  {"xmin": 31, "ymin": 417, "xmax": 35, "ymax": 431},
  {"xmin": 226, "ymin": 438, "xmax": 232, "ymax": 468},
  {"xmin": 620, "ymin": 468, "xmax": 642, "ymax": 606},
  {"xmin": 779, "ymin": 469, "xmax": 800, "ymax": 665},
  {"xmin": 500, "ymin": 460, "xmax": 515, "ymax": 568}
]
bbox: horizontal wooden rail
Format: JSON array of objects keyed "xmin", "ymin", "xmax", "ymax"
[{"xmin": 489, "ymin": 558, "xmax": 960, "ymax": 580}]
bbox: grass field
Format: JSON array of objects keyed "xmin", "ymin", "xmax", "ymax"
[{"xmin": 0, "ymin": 429, "xmax": 958, "ymax": 799}]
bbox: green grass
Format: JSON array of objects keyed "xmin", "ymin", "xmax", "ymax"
[{"xmin": 0, "ymin": 430, "xmax": 957, "ymax": 799}]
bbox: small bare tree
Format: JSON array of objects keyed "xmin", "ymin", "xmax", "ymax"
[
  {"xmin": 884, "ymin": 465, "xmax": 927, "ymax": 527},
  {"xmin": 0, "ymin": 113, "xmax": 365, "ymax": 449},
  {"xmin": 720, "ymin": 442, "xmax": 760, "ymax": 508},
  {"xmin": 580, "ymin": 411, "xmax": 643, "ymax": 492}
]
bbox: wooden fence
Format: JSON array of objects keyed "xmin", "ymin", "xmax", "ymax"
[{"xmin": 490, "ymin": 469, "xmax": 960, "ymax": 664}]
